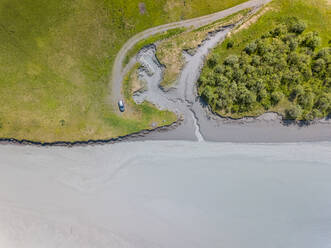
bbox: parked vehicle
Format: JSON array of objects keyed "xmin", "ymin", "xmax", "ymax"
[{"xmin": 118, "ymin": 100, "xmax": 125, "ymax": 112}]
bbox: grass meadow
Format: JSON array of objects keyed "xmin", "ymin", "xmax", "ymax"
[{"xmin": 0, "ymin": 0, "xmax": 246, "ymax": 142}]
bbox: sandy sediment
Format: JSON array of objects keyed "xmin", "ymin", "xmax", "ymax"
[{"xmin": 0, "ymin": 141, "xmax": 331, "ymax": 248}]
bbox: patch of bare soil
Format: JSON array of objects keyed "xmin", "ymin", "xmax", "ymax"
[
  {"xmin": 232, "ymin": 7, "xmax": 271, "ymax": 35},
  {"xmin": 131, "ymin": 69, "xmax": 144, "ymax": 93},
  {"xmin": 139, "ymin": 3, "xmax": 146, "ymax": 14}
]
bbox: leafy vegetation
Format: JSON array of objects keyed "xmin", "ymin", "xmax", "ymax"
[
  {"xmin": 0, "ymin": 0, "xmax": 247, "ymax": 142},
  {"xmin": 199, "ymin": 0, "xmax": 331, "ymax": 120}
]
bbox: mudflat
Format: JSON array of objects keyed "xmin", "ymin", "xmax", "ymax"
[{"xmin": 0, "ymin": 141, "xmax": 331, "ymax": 247}]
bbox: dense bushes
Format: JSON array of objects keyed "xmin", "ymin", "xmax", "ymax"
[{"xmin": 198, "ymin": 18, "xmax": 331, "ymax": 120}]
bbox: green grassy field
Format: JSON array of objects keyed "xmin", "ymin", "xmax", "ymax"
[
  {"xmin": 199, "ymin": 0, "xmax": 331, "ymax": 120},
  {"xmin": 0, "ymin": 0, "xmax": 247, "ymax": 142}
]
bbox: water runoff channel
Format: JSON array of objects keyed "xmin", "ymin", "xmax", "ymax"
[{"xmin": 133, "ymin": 26, "xmax": 234, "ymax": 142}]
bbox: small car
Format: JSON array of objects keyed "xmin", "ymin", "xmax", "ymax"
[{"xmin": 118, "ymin": 100, "xmax": 125, "ymax": 112}]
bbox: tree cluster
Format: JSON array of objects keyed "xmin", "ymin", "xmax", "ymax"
[{"xmin": 198, "ymin": 18, "xmax": 331, "ymax": 120}]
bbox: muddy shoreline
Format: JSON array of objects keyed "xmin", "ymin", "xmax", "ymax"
[
  {"xmin": 2, "ymin": 110, "xmax": 329, "ymax": 147},
  {"xmin": 141, "ymin": 112, "xmax": 331, "ymax": 143},
  {"xmin": 0, "ymin": 119, "xmax": 183, "ymax": 147}
]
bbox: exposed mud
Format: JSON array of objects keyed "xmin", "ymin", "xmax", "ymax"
[{"xmin": 133, "ymin": 27, "xmax": 234, "ymax": 141}]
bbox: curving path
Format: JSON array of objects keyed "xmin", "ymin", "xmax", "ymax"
[{"xmin": 109, "ymin": 0, "xmax": 272, "ymax": 108}]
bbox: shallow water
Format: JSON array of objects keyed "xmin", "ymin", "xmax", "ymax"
[{"xmin": 0, "ymin": 141, "xmax": 331, "ymax": 248}]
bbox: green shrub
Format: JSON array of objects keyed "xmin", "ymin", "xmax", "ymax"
[
  {"xmin": 224, "ymin": 55, "xmax": 239, "ymax": 65},
  {"xmin": 316, "ymin": 94, "xmax": 331, "ymax": 113},
  {"xmin": 245, "ymin": 42, "xmax": 257, "ymax": 55},
  {"xmin": 301, "ymin": 32, "xmax": 321, "ymax": 50},
  {"xmin": 312, "ymin": 58, "xmax": 326, "ymax": 73},
  {"xmin": 199, "ymin": 15, "xmax": 330, "ymax": 120},
  {"xmin": 297, "ymin": 91, "xmax": 315, "ymax": 109},
  {"xmin": 324, "ymin": 78, "xmax": 331, "ymax": 89},
  {"xmin": 287, "ymin": 18, "xmax": 306, "ymax": 34},
  {"xmin": 316, "ymin": 48, "xmax": 330, "ymax": 60},
  {"xmin": 271, "ymin": 24, "xmax": 288, "ymax": 37},
  {"xmin": 271, "ymin": 91, "xmax": 284, "ymax": 105},
  {"xmin": 214, "ymin": 65, "xmax": 223, "ymax": 74},
  {"xmin": 291, "ymin": 85, "xmax": 304, "ymax": 99},
  {"xmin": 207, "ymin": 54, "xmax": 218, "ymax": 68},
  {"xmin": 226, "ymin": 40, "xmax": 234, "ymax": 49},
  {"xmin": 285, "ymin": 105, "xmax": 302, "ymax": 120}
]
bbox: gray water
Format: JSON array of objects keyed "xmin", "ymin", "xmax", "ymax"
[{"xmin": 0, "ymin": 141, "xmax": 331, "ymax": 248}]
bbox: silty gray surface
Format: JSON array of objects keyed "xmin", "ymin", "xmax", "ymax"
[
  {"xmin": 133, "ymin": 28, "xmax": 233, "ymax": 141},
  {"xmin": 1, "ymin": 141, "xmax": 331, "ymax": 248}
]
